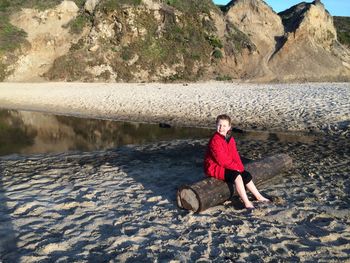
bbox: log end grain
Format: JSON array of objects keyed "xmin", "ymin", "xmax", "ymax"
[{"xmin": 177, "ymin": 186, "xmax": 200, "ymax": 212}]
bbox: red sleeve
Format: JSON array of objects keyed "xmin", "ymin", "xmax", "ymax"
[{"xmin": 209, "ymin": 136, "xmax": 244, "ymax": 172}]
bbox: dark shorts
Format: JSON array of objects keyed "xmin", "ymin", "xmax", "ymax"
[{"xmin": 224, "ymin": 169, "xmax": 252, "ymax": 185}]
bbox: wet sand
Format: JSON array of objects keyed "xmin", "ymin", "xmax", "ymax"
[{"xmin": 0, "ymin": 82, "xmax": 350, "ymax": 262}]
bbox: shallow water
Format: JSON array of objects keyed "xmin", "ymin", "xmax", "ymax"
[
  {"xmin": 0, "ymin": 109, "xmax": 213, "ymax": 156},
  {"xmin": 0, "ymin": 109, "xmax": 321, "ymax": 157},
  {"xmin": 0, "ymin": 110, "xmax": 349, "ymax": 262}
]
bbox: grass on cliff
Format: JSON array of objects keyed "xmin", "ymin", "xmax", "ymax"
[
  {"xmin": 49, "ymin": 2, "xmax": 220, "ymax": 82},
  {"xmin": 0, "ymin": 14, "xmax": 27, "ymax": 80},
  {"xmin": 113, "ymin": 10, "xmax": 214, "ymax": 81},
  {"xmin": 164, "ymin": 0, "xmax": 217, "ymax": 14},
  {"xmin": 0, "ymin": 0, "xmax": 85, "ymax": 12},
  {"xmin": 99, "ymin": 0, "xmax": 142, "ymax": 12},
  {"xmin": 334, "ymin": 16, "xmax": 350, "ymax": 47},
  {"xmin": 0, "ymin": 15, "xmax": 27, "ymax": 53},
  {"xmin": 44, "ymin": 51, "xmax": 94, "ymax": 81},
  {"xmin": 66, "ymin": 13, "xmax": 91, "ymax": 34},
  {"xmin": 127, "ymin": 8, "xmax": 216, "ymax": 81}
]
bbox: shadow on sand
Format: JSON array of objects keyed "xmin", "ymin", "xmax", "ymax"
[
  {"xmin": 0, "ymin": 160, "xmax": 19, "ymax": 263},
  {"xmin": 85, "ymin": 140, "xmax": 209, "ymax": 206}
]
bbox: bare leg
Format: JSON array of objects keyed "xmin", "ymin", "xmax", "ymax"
[
  {"xmin": 235, "ymin": 175, "xmax": 254, "ymax": 209},
  {"xmin": 245, "ymin": 181, "xmax": 270, "ymax": 202}
]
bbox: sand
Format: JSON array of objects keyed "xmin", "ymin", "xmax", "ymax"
[
  {"xmin": 0, "ymin": 82, "xmax": 349, "ymax": 135},
  {"xmin": 0, "ymin": 82, "xmax": 350, "ymax": 262}
]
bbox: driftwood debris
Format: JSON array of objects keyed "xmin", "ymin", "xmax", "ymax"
[{"xmin": 177, "ymin": 154, "xmax": 293, "ymax": 213}]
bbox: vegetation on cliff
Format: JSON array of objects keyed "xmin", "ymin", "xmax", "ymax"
[
  {"xmin": 0, "ymin": 15, "xmax": 27, "ymax": 80},
  {"xmin": 0, "ymin": 0, "xmax": 349, "ymax": 82},
  {"xmin": 0, "ymin": 0, "xmax": 85, "ymax": 80},
  {"xmin": 45, "ymin": 0, "xmax": 225, "ymax": 82},
  {"xmin": 334, "ymin": 16, "xmax": 350, "ymax": 47}
]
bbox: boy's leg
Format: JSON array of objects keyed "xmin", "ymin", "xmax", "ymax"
[
  {"xmin": 234, "ymin": 175, "xmax": 254, "ymax": 209},
  {"xmin": 245, "ymin": 181, "xmax": 270, "ymax": 202}
]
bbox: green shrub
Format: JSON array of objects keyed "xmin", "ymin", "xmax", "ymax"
[
  {"xmin": 72, "ymin": 0, "xmax": 86, "ymax": 8},
  {"xmin": 0, "ymin": 16, "xmax": 27, "ymax": 53},
  {"xmin": 0, "ymin": 62, "xmax": 7, "ymax": 81},
  {"xmin": 334, "ymin": 16, "xmax": 350, "ymax": 47},
  {"xmin": 121, "ymin": 46, "xmax": 133, "ymax": 61},
  {"xmin": 45, "ymin": 53, "xmax": 92, "ymax": 81},
  {"xmin": 163, "ymin": 73, "xmax": 183, "ymax": 82},
  {"xmin": 164, "ymin": 0, "xmax": 214, "ymax": 14},
  {"xmin": 206, "ymin": 35, "xmax": 223, "ymax": 49},
  {"xmin": 338, "ymin": 32, "xmax": 350, "ymax": 46},
  {"xmin": 190, "ymin": 53, "xmax": 201, "ymax": 60},
  {"xmin": 212, "ymin": 49, "xmax": 223, "ymax": 59},
  {"xmin": 0, "ymin": 1, "xmax": 10, "ymax": 12},
  {"xmin": 68, "ymin": 13, "xmax": 90, "ymax": 34},
  {"xmin": 215, "ymin": 74, "xmax": 232, "ymax": 81},
  {"xmin": 99, "ymin": 0, "xmax": 141, "ymax": 13},
  {"xmin": 13, "ymin": 0, "xmax": 61, "ymax": 11}
]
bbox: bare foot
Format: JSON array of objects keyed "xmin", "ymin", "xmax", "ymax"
[
  {"xmin": 257, "ymin": 196, "xmax": 271, "ymax": 202},
  {"xmin": 244, "ymin": 201, "xmax": 255, "ymax": 209}
]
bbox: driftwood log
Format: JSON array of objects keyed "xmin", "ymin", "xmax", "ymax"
[{"xmin": 177, "ymin": 154, "xmax": 293, "ymax": 213}]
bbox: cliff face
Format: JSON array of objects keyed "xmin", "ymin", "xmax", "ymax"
[
  {"xmin": 1, "ymin": 0, "xmax": 349, "ymax": 82},
  {"xmin": 223, "ymin": 0, "xmax": 284, "ymax": 79},
  {"xmin": 5, "ymin": 1, "xmax": 81, "ymax": 82},
  {"xmin": 44, "ymin": 0, "xmax": 220, "ymax": 82},
  {"xmin": 269, "ymin": 1, "xmax": 350, "ymax": 81}
]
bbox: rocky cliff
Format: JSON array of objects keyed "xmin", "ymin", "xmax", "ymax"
[
  {"xmin": 269, "ymin": 1, "xmax": 350, "ymax": 81},
  {"xmin": 0, "ymin": 0, "xmax": 349, "ymax": 82}
]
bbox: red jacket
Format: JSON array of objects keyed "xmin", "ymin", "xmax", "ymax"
[{"xmin": 204, "ymin": 132, "xmax": 244, "ymax": 180}]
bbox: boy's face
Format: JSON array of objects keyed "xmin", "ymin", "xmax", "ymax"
[{"xmin": 216, "ymin": 119, "xmax": 231, "ymax": 136}]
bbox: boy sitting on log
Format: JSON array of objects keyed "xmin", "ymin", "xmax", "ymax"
[{"xmin": 204, "ymin": 114, "xmax": 270, "ymax": 209}]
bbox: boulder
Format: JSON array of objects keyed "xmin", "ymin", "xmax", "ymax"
[{"xmin": 84, "ymin": 0, "xmax": 100, "ymax": 14}]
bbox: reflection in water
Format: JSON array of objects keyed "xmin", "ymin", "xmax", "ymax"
[
  {"xmin": 0, "ymin": 110, "xmax": 214, "ymax": 156},
  {"xmin": 0, "ymin": 111, "xmax": 36, "ymax": 156},
  {"xmin": 0, "ymin": 109, "xmax": 321, "ymax": 156}
]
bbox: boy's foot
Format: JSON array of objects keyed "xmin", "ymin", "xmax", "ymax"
[
  {"xmin": 257, "ymin": 196, "xmax": 271, "ymax": 202},
  {"xmin": 244, "ymin": 201, "xmax": 255, "ymax": 209}
]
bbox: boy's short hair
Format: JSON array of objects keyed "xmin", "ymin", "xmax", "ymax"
[{"xmin": 216, "ymin": 114, "xmax": 231, "ymax": 125}]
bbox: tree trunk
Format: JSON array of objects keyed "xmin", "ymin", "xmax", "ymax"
[{"xmin": 177, "ymin": 154, "xmax": 292, "ymax": 213}]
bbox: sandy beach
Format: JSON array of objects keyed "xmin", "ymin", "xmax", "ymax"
[
  {"xmin": 0, "ymin": 82, "xmax": 349, "ymax": 135},
  {"xmin": 0, "ymin": 82, "xmax": 350, "ymax": 262}
]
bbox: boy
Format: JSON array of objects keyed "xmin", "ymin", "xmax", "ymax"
[{"xmin": 204, "ymin": 114, "xmax": 270, "ymax": 209}]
